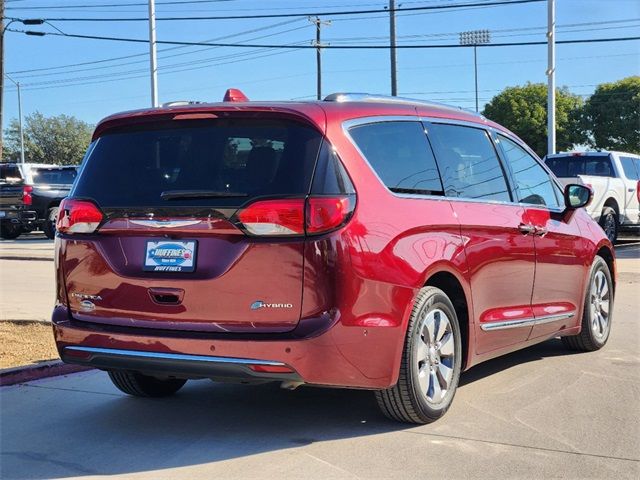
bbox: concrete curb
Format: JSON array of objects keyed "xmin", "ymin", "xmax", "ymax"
[
  {"xmin": 0, "ymin": 255, "xmax": 54, "ymax": 262},
  {"xmin": 0, "ymin": 361, "xmax": 92, "ymax": 386}
]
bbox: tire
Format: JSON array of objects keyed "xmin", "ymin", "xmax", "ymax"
[
  {"xmin": 599, "ymin": 206, "xmax": 618, "ymax": 244},
  {"xmin": 42, "ymin": 207, "xmax": 59, "ymax": 240},
  {"xmin": 561, "ymin": 256, "xmax": 613, "ymax": 352},
  {"xmin": 0, "ymin": 222, "xmax": 22, "ymax": 240},
  {"xmin": 107, "ymin": 370, "xmax": 187, "ymax": 397},
  {"xmin": 375, "ymin": 286, "xmax": 462, "ymax": 424}
]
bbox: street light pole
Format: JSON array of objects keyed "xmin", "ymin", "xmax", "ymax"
[
  {"xmin": 459, "ymin": 29, "xmax": 491, "ymax": 112},
  {"xmin": 547, "ymin": 0, "xmax": 556, "ymax": 155},
  {"xmin": 4, "ymin": 74, "xmax": 25, "ymax": 164},
  {"xmin": 148, "ymin": 0, "xmax": 159, "ymax": 107}
]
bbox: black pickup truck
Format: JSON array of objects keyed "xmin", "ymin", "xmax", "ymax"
[
  {"xmin": 0, "ymin": 164, "xmax": 36, "ymax": 239},
  {"xmin": 0, "ymin": 163, "xmax": 78, "ymax": 239}
]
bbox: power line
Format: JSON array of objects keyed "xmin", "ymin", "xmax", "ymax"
[
  {"xmin": 6, "ymin": 0, "xmax": 546, "ymax": 22},
  {"xmin": 9, "ymin": 28, "xmax": 640, "ymax": 49},
  {"xmin": 6, "ymin": 0, "xmax": 236, "ymax": 9}
]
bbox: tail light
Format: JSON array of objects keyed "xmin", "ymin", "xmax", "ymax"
[
  {"xmin": 22, "ymin": 186, "xmax": 33, "ymax": 206},
  {"xmin": 636, "ymin": 181, "xmax": 640, "ymax": 203},
  {"xmin": 56, "ymin": 198, "xmax": 104, "ymax": 234},
  {"xmin": 237, "ymin": 196, "xmax": 355, "ymax": 236}
]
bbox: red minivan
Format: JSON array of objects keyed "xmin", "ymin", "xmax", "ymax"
[{"xmin": 52, "ymin": 91, "xmax": 615, "ymax": 423}]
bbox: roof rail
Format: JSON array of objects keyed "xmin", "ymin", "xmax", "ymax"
[
  {"xmin": 161, "ymin": 100, "xmax": 204, "ymax": 108},
  {"xmin": 323, "ymin": 92, "xmax": 482, "ymax": 117}
]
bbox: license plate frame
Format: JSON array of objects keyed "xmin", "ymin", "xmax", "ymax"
[{"xmin": 143, "ymin": 240, "xmax": 197, "ymax": 272}]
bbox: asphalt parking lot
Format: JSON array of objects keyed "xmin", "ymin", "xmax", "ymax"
[{"xmin": 0, "ymin": 236, "xmax": 639, "ymax": 479}]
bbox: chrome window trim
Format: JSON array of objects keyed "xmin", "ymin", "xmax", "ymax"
[
  {"xmin": 480, "ymin": 312, "xmax": 575, "ymax": 331},
  {"xmin": 64, "ymin": 346, "xmax": 286, "ymax": 366},
  {"xmin": 341, "ymin": 115, "xmax": 567, "ymax": 213}
]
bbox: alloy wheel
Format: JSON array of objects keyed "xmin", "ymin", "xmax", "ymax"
[
  {"xmin": 590, "ymin": 270, "xmax": 611, "ymax": 340},
  {"xmin": 413, "ymin": 308, "xmax": 456, "ymax": 404}
]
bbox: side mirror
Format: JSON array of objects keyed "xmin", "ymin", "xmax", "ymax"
[{"xmin": 564, "ymin": 184, "xmax": 593, "ymax": 210}]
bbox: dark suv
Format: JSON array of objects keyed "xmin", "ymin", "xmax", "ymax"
[{"xmin": 52, "ymin": 91, "xmax": 614, "ymax": 423}]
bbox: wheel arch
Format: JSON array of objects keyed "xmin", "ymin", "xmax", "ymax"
[{"xmin": 423, "ymin": 270, "xmax": 472, "ymax": 371}]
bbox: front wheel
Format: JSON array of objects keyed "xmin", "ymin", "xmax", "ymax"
[
  {"xmin": 108, "ymin": 370, "xmax": 187, "ymax": 397},
  {"xmin": 599, "ymin": 206, "xmax": 618, "ymax": 244},
  {"xmin": 375, "ymin": 286, "xmax": 462, "ymax": 424},
  {"xmin": 561, "ymin": 256, "xmax": 613, "ymax": 352}
]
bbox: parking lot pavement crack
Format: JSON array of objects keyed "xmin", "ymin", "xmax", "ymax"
[
  {"xmin": 401, "ymin": 430, "xmax": 640, "ymax": 463},
  {"xmin": 302, "ymin": 452, "xmax": 363, "ymax": 479},
  {"xmin": 14, "ymin": 383, "xmax": 121, "ymax": 397}
]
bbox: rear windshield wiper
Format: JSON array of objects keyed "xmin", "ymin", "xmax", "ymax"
[{"xmin": 160, "ymin": 190, "xmax": 248, "ymax": 200}]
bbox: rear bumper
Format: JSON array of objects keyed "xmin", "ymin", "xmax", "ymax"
[
  {"xmin": 52, "ymin": 305, "xmax": 405, "ymax": 389},
  {"xmin": 61, "ymin": 346, "xmax": 302, "ymax": 383},
  {"xmin": 0, "ymin": 209, "xmax": 37, "ymax": 223}
]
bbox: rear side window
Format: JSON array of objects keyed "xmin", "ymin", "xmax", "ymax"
[
  {"xmin": 546, "ymin": 154, "xmax": 613, "ymax": 178},
  {"xmin": 427, "ymin": 123, "xmax": 510, "ymax": 202},
  {"xmin": 348, "ymin": 121, "xmax": 443, "ymax": 195},
  {"xmin": 72, "ymin": 119, "xmax": 323, "ymax": 208},
  {"xmin": 32, "ymin": 168, "xmax": 78, "ymax": 185},
  {"xmin": 498, "ymin": 136, "xmax": 560, "ymax": 208},
  {"xmin": 619, "ymin": 156, "xmax": 640, "ymax": 180}
]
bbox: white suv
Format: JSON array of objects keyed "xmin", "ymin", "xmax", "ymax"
[{"xmin": 544, "ymin": 151, "xmax": 640, "ymax": 242}]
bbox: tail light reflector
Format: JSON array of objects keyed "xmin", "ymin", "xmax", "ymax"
[
  {"xmin": 249, "ymin": 364, "xmax": 294, "ymax": 374},
  {"xmin": 23, "ymin": 186, "xmax": 33, "ymax": 206},
  {"xmin": 237, "ymin": 196, "xmax": 355, "ymax": 237},
  {"xmin": 56, "ymin": 198, "xmax": 104, "ymax": 234},
  {"xmin": 636, "ymin": 181, "xmax": 640, "ymax": 203}
]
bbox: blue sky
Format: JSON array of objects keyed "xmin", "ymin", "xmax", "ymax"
[{"xmin": 3, "ymin": 0, "xmax": 640, "ymax": 126}]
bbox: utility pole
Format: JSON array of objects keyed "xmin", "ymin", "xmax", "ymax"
[
  {"xmin": 547, "ymin": 0, "xmax": 556, "ymax": 155},
  {"xmin": 459, "ymin": 29, "xmax": 491, "ymax": 112},
  {"xmin": 4, "ymin": 74, "xmax": 24, "ymax": 163},
  {"xmin": 310, "ymin": 17, "xmax": 330, "ymax": 101},
  {"xmin": 1, "ymin": 0, "xmax": 6, "ymax": 160},
  {"xmin": 389, "ymin": 0, "xmax": 397, "ymax": 96},
  {"xmin": 148, "ymin": 0, "xmax": 159, "ymax": 107}
]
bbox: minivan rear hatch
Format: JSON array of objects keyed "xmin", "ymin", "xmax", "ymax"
[{"xmin": 61, "ymin": 112, "xmax": 325, "ymax": 333}]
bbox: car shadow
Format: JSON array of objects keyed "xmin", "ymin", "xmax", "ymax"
[{"xmin": 1, "ymin": 338, "xmax": 584, "ymax": 479}]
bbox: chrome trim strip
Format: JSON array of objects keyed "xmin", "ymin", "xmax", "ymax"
[
  {"xmin": 129, "ymin": 219, "xmax": 202, "ymax": 228},
  {"xmin": 480, "ymin": 312, "xmax": 576, "ymax": 331},
  {"xmin": 64, "ymin": 346, "xmax": 286, "ymax": 366}
]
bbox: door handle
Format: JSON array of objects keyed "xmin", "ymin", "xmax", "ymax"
[
  {"xmin": 518, "ymin": 223, "xmax": 536, "ymax": 235},
  {"xmin": 534, "ymin": 226, "xmax": 548, "ymax": 237}
]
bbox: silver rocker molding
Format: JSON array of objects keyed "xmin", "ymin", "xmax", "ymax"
[{"xmin": 480, "ymin": 312, "xmax": 576, "ymax": 332}]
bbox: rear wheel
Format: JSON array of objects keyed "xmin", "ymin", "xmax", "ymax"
[
  {"xmin": 42, "ymin": 207, "xmax": 59, "ymax": 240},
  {"xmin": 0, "ymin": 222, "xmax": 22, "ymax": 240},
  {"xmin": 561, "ymin": 256, "xmax": 613, "ymax": 352},
  {"xmin": 599, "ymin": 206, "xmax": 618, "ymax": 244},
  {"xmin": 375, "ymin": 286, "xmax": 462, "ymax": 424},
  {"xmin": 107, "ymin": 370, "xmax": 187, "ymax": 397}
]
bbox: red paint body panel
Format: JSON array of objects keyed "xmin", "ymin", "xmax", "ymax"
[{"xmin": 53, "ymin": 99, "xmax": 615, "ymax": 389}]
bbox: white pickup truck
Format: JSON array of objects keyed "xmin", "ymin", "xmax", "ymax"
[{"xmin": 544, "ymin": 151, "xmax": 640, "ymax": 243}]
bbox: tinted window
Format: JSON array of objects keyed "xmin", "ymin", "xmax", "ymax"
[
  {"xmin": 427, "ymin": 123, "xmax": 510, "ymax": 202},
  {"xmin": 545, "ymin": 154, "xmax": 613, "ymax": 178},
  {"xmin": 620, "ymin": 156, "xmax": 640, "ymax": 180},
  {"xmin": 499, "ymin": 136, "xmax": 560, "ymax": 208},
  {"xmin": 72, "ymin": 119, "xmax": 322, "ymax": 208},
  {"xmin": 0, "ymin": 164, "xmax": 23, "ymax": 182},
  {"xmin": 348, "ymin": 121, "xmax": 443, "ymax": 195},
  {"xmin": 32, "ymin": 168, "xmax": 78, "ymax": 185}
]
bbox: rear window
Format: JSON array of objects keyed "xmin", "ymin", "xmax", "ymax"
[
  {"xmin": 72, "ymin": 119, "xmax": 323, "ymax": 208},
  {"xmin": 545, "ymin": 154, "xmax": 613, "ymax": 178},
  {"xmin": 0, "ymin": 164, "xmax": 23, "ymax": 182},
  {"xmin": 32, "ymin": 167, "xmax": 78, "ymax": 185}
]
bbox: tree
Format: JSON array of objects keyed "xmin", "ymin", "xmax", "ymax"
[
  {"xmin": 3, "ymin": 112, "xmax": 93, "ymax": 165},
  {"xmin": 583, "ymin": 76, "xmax": 640, "ymax": 154},
  {"xmin": 482, "ymin": 83, "xmax": 585, "ymax": 158}
]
